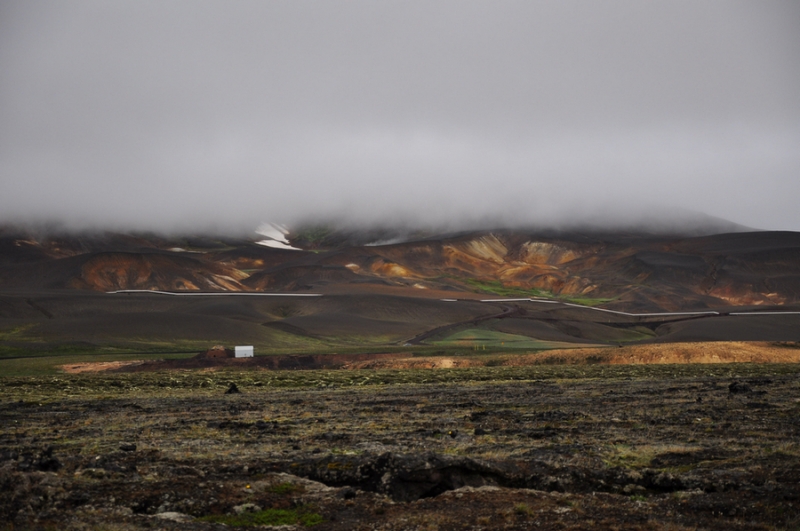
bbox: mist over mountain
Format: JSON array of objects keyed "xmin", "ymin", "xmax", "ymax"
[
  {"xmin": 0, "ymin": 205, "xmax": 755, "ymax": 247},
  {"xmin": 1, "ymin": 1, "xmax": 799, "ymax": 233}
]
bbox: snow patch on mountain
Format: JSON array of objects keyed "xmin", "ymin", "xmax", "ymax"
[{"xmin": 255, "ymin": 222, "xmax": 301, "ymax": 250}]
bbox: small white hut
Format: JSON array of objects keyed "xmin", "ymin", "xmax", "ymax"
[{"xmin": 234, "ymin": 345, "xmax": 254, "ymax": 358}]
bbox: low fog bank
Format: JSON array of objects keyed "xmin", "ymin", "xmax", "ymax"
[
  {"xmin": 325, "ymin": 212, "xmax": 754, "ymax": 244},
  {"xmin": 0, "ymin": 205, "xmax": 756, "ymax": 244},
  {"xmin": 1, "ymin": 123, "xmax": 797, "ymax": 235},
  {"xmin": 2, "ymin": 1, "xmax": 798, "ymax": 235}
]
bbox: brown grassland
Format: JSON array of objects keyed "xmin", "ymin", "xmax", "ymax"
[{"xmin": 2, "ymin": 343, "xmax": 800, "ymax": 530}]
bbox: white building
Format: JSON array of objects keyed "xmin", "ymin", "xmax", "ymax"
[{"xmin": 234, "ymin": 346, "xmax": 254, "ymax": 358}]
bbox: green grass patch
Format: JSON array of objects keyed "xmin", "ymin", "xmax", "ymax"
[
  {"xmin": 463, "ymin": 278, "xmax": 550, "ymax": 298},
  {"xmin": 624, "ymin": 326, "xmax": 658, "ymax": 340},
  {"xmin": 429, "ymin": 328, "xmax": 578, "ymax": 350},
  {"xmin": 462, "ymin": 278, "xmax": 614, "ymax": 307},
  {"xmin": 290, "ymin": 224, "xmax": 334, "ymax": 250},
  {"xmin": 199, "ymin": 507, "xmax": 323, "ymax": 527},
  {"xmin": 0, "ymin": 331, "xmax": 378, "ymax": 362},
  {"xmin": 269, "ymin": 482, "xmax": 304, "ymax": 495},
  {"xmin": 0, "ymin": 351, "xmax": 196, "ymax": 377},
  {"xmin": 514, "ymin": 502, "xmax": 535, "ymax": 516},
  {"xmin": 5, "ymin": 363, "xmax": 800, "ymax": 402},
  {"xmin": 0, "ymin": 342, "xmax": 207, "ymax": 361},
  {"xmin": 0, "ymin": 324, "xmax": 37, "ymax": 341},
  {"xmin": 0, "ymin": 341, "xmax": 497, "ymax": 377}
]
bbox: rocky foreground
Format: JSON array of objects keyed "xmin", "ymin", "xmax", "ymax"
[{"xmin": 1, "ymin": 363, "xmax": 800, "ymax": 530}]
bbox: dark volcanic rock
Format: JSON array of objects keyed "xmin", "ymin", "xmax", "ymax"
[
  {"xmin": 17, "ymin": 447, "xmax": 60, "ymax": 472},
  {"xmin": 289, "ymin": 452, "xmax": 516, "ymax": 502},
  {"xmin": 3, "ymin": 370, "xmax": 800, "ymax": 529},
  {"xmin": 729, "ymin": 381, "xmax": 751, "ymax": 394}
]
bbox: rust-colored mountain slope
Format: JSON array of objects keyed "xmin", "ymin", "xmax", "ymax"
[
  {"xmin": 68, "ymin": 252, "xmax": 249, "ymax": 291},
  {"xmin": 1, "ymin": 227, "xmax": 799, "ymax": 313},
  {"xmin": 275, "ymin": 230, "xmax": 800, "ymax": 311},
  {"xmin": 0, "ymin": 249, "xmax": 247, "ymax": 292}
]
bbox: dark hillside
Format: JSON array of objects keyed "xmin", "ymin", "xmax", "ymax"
[{"xmin": 1, "ymin": 226, "xmax": 799, "ymax": 349}]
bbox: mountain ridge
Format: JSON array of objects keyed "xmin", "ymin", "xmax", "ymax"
[{"xmin": 1, "ymin": 224, "xmax": 798, "ymax": 312}]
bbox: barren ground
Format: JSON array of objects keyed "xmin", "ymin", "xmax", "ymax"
[{"xmin": 2, "ymin": 352, "xmax": 800, "ymax": 530}]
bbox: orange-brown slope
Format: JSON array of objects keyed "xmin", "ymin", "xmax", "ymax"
[
  {"xmin": 68, "ymin": 252, "xmax": 248, "ymax": 291},
  {"xmin": 290, "ymin": 230, "xmax": 800, "ymax": 311},
  {"xmin": 0, "ymin": 250, "xmax": 250, "ymax": 292},
  {"xmin": 287, "ymin": 235, "xmax": 641, "ymax": 307},
  {"xmin": 2, "ymin": 228, "xmax": 800, "ymax": 314}
]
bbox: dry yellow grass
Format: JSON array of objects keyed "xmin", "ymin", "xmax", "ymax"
[
  {"xmin": 336, "ymin": 341, "xmax": 800, "ymax": 370},
  {"xmin": 507, "ymin": 341, "xmax": 800, "ymax": 366},
  {"xmin": 57, "ymin": 341, "xmax": 800, "ymax": 374}
]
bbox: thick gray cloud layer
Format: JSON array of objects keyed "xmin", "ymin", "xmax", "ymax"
[{"xmin": 1, "ymin": 1, "xmax": 799, "ymax": 233}]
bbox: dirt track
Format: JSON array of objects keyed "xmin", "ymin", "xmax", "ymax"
[{"xmin": 60, "ymin": 360, "xmax": 149, "ymax": 373}]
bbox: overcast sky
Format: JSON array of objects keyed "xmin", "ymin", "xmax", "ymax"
[{"xmin": 1, "ymin": 1, "xmax": 799, "ymax": 234}]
